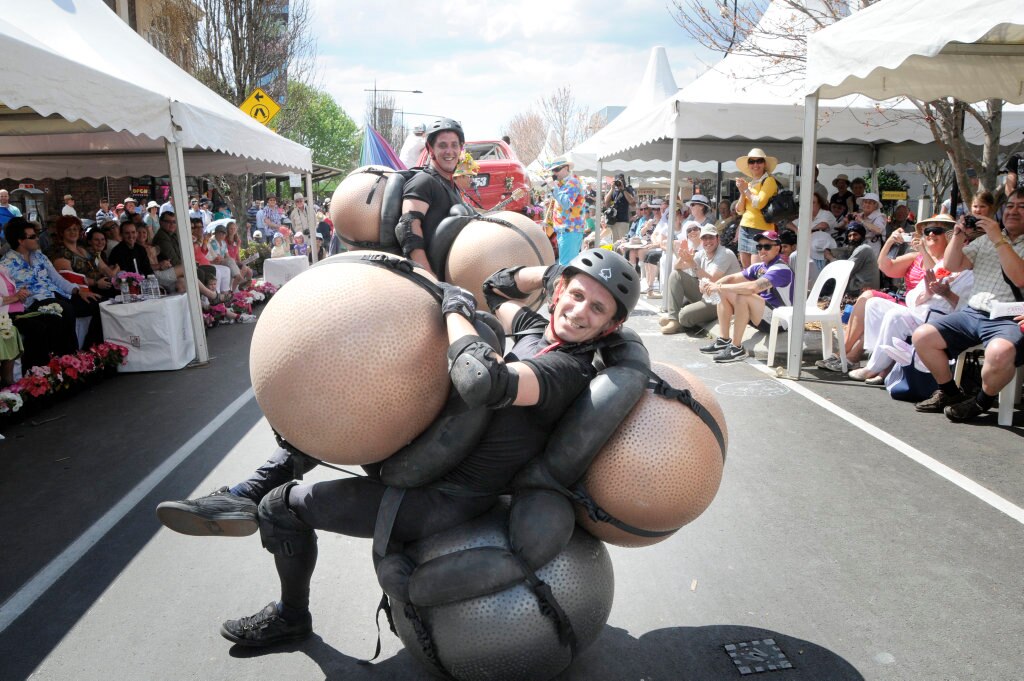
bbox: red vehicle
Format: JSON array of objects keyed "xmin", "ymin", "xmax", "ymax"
[{"xmin": 418, "ymin": 139, "xmax": 531, "ymax": 213}]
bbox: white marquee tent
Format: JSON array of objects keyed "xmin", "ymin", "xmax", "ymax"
[
  {"xmin": 785, "ymin": 0, "xmax": 1024, "ymax": 377},
  {"xmin": 0, "ymin": 0, "xmax": 314, "ymax": 363}
]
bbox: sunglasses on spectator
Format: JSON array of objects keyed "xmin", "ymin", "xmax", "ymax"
[
  {"xmin": 755, "ymin": 243, "xmax": 778, "ymax": 250},
  {"xmin": 23, "ymin": 233, "xmax": 38, "ymax": 239},
  {"xmin": 922, "ymin": 226, "xmax": 946, "ymax": 236},
  {"xmin": 748, "ymin": 158, "xmax": 766, "ymax": 164}
]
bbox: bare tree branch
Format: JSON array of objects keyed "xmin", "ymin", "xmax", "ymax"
[
  {"xmin": 538, "ymin": 86, "xmax": 590, "ymax": 155},
  {"xmin": 502, "ymin": 110, "xmax": 547, "ymax": 165}
]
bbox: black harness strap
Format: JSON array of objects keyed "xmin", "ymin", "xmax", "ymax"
[
  {"xmin": 356, "ymin": 592, "xmax": 398, "ymax": 666},
  {"xmin": 646, "ymin": 370, "xmax": 727, "ymax": 461},
  {"xmin": 403, "ymin": 602, "xmax": 454, "ymax": 679},
  {"xmin": 512, "ymin": 551, "xmax": 578, "ymax": 658},
  {"xmin": 336, "ymin": 233, "xmax": 390, "ymax": 250},
  {"xmin": 570, "ymin": 484, "xmax": 679, "ymax": 538},
  {"xmin": 271, "ymin": 428, "xmax": 368, "ymax": 480},
  {"xmin": 373, "ymin": 487, "xmax": 406, "ymax": 559}
]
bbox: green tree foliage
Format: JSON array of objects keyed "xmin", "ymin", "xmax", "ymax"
[
  {"xmin": 278, "ymin": 82, "xmax": 360, "ymax": 189},
  {"xmin": 865, "ymin": 168, "xmax": 909, "ymax": 194}
]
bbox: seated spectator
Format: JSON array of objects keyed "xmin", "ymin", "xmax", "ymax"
[
  {"xmin": 291, "ymin": 231, "xmax": 310, "ymax": 256},
  {"xmin": 778, "ymin": 229, "xmax": 799, "ymax": 265},
  {"xmin": 101, "ymin": 220, "xmax": 121, "ymax": 257},
  {"xmin": 850, "ymin": 192, "xmax": 886, "ymax": 255},
  {"xmin": 209, "ymin": 222, "xmax": 244, "ymax": 290},
  {"xmin": 819, "ymin": 215, "xmax": 959, "ymax": 374},
  {"xmin": 151, "ymin": 211, "xmax": 190, "ymax": 296},
  {"xmin": 806, "ymin": 191, "xmax": 838, "ymax": 273},
  {"xmin": 49, "ymin": 216, "xmax": 117, "ymax": 299},
  {"xmin": 836, "ymin": 222, "xmax": 880, "ymax": 295},
  {"xmin": 144, "ymin": 201, "xmax": 161, "ymax": 232},
  {"xmin": 0, "ymin": 218, "xmax": 99, "ymax": 363},
  {"xmin": 700, "ymin": 230, "xmax": 794, "ymax": 363},
  {"xmin": 829, "ymin": 198, "xmax": 851, "ymax": 238},
  {"xmin": 662, "ymin": 225, "xmax": 741, "ymax": 335},
  {"xmin": 911, "ymin": 189, "xmax": 1024, "ymax": 422},
  {"xmin": 583, "ymin": 215, "xmax": 614, "ymax": 250},
  {"xmin": 108, "ymin": 222, "xmax": 153, "ymax": 278},
  {"xmin": 271, "ymin": 233, "xmax": 290, "ymax": 259},
  {"xmin": 191, "ymin": 218, "xmax": 229, "ymax": 294},
  {"xmin": 223, "ymin": 220, "xmax": 253, "ymax": 286},
  {"xmin": 85, "ymin": 227, "xmax": 120, "ymax": 299},
  {"xmin": 0, "ymin": 265, "xmax": 26, "ymax": 384},
  {"xmin": 645, "ymin": 207, "xmax": 683, "ymax": 298},
  {"xmin": 310, "ymin": 234, "xmax": 326, "ymax": 263},
  {"xmin": 830, "ymin": 174, "xmax": 856, "ymax": 215},
  {"xmin": 888, "ymin": 203, "xmax": 914, "ymax": 237}
]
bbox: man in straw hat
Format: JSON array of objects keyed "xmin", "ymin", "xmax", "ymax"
[
  {"xmin": 912, "ymin": 189, "xmax": 1024, "ymax": 422},
  {"xmin": 830, "ymin": 174, "xmax": 856, "ymax": 215},
  {"xmin": 733, "ymin": 147, "xmax": 779, "ymax": 269}
]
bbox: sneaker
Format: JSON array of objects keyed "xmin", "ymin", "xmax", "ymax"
[
  {"xmin": 944, "ymin": 395, "xmax": 987, "ymax": 422},
  {"xmin": 221, "ymin": 602, "xmax": 312, "ymax": 648},
  {"xmin": 156, "ymin": 487, "xmax": 258, "ymax": 537},
  {"xmin": 848, "ymin": 367, "xmax": 872, "ymax": 381},
  {"xmin": 915, "ymin": 388, "xmax": 964, "ymax": 413},
  {"xmin": 699, "ymin": 337, "xmax": 731, "ymax": 354},
  {"xmin": 815, "ymin": 356, "xmax": 845, "ymax": 373},
  {"xmin": 713, "ymin": 344, "xmax": 747, "ymax": 363},
  {"xmin": 661, "ymin": 320, "xmax": 683, "ymax": 335}
]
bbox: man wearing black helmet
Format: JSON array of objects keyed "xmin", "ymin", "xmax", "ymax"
[
  {"xmin": 395, "ymin": 118, "xmax": 468, "ymax": 275},
  {"xmin": 157, "ymin": 249, "xmax": 641, "ymax": 649}
]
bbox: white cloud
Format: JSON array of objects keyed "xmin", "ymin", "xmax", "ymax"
[{"xmin": 309, "ymin": 0, "xmax": 710, "ymax": 141}]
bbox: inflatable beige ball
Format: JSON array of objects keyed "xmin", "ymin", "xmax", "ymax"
[
  {"xmin": 577, "ymin": 361, "xmax": 727, "ymax": 547},
  {"xmin": 249, "ymin": 254, "xmax": 450, "ymax": 465},
  {"xmin": 329, "ymin": 166, "xmax": 392, "ymax": 251},
  {"xmin": 445, "ymin": 211, "xmax": 554, "ymax": 309}
]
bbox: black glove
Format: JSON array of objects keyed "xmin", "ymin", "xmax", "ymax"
[{"xmin": 437, "ymin": 282, "xmax": 477, "ymax": 321}]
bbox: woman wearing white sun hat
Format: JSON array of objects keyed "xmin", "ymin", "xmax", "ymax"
[{"xmin": 734, "ymin": 147, "xmax": 779, "ymax": 268}]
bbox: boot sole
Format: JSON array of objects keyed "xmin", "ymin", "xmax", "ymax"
[{"xmin": 156, "ymin": 503, "xmax": 258, "ymax": 537}]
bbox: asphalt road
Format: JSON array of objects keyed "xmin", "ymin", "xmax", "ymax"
[{"xmin": 1, "ymin": 302, "xmax": 1021, "ymax": 681}]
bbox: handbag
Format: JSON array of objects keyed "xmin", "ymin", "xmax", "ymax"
[
  {"xmin": 885, "ymin": 350, "xmax": 938, "ymax": 402},
  {"xmin": 758, "ymin": 175, "xmax": 799, "ymax": 224}
]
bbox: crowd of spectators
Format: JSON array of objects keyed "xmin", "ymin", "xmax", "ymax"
[{"xmin": 587, "ymin": 148, "xmax": 1023, "ymax": 425}]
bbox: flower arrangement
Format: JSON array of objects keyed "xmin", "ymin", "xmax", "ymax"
[
  {"xmin": 1, "ymin": 342, "xmax": 129, "ymax": 417},
  {"xmin": 0, "ymin": 313, "xmax": 14, "ymax": 340},
  {"xmin": 201, "ymin": 281, "xmax": 277, "ymax": 328},
  {"xmin": 115, "ymin": 271, "xmax": 145, "ymax": 285},
  {"xmin": 38, "ymin": 303, "xmax": 64, "ymax": 317}
]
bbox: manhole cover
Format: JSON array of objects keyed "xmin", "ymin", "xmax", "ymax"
[{"xmin": 724, "ymin": 638, "xmax": 793, "ymax": 675}]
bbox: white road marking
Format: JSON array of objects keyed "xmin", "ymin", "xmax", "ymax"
[
  {"xmin": 0, "ymin": 388, "xmax": 256, "ymax": 634},
  {"xmin": 747, "ymin": 361, "xmax": 1024, "ymax": 525}
]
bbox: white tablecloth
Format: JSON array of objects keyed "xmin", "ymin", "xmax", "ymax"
[
  {"xmin": 262, "ymin": 255, "xmax": 308, "ymax": 287},
  {"xmin": 99, "ymin": 294, "xmax": 196, "ymax": 372}
]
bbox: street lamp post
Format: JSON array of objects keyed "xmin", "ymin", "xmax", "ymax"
[{"xmin": 364, "ymin": 82, "xmax": 423, "ymax": 131}]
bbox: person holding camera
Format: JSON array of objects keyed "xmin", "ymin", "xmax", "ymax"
[
  {"xmin": 604, "ymin": 173, "xmax": 637, "ymax": 242},
  {"xmin": 911, "ymin": 188, "xmax": 1024, "ymax": 421}
]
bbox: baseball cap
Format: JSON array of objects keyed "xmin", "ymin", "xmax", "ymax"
[
  {"xmin": 699, "ymin": 224, "xmax": 719, "ymax": 237},
  {"xmin": 757, "ymin": 230, "xmax": 782, "ymax": 244}
]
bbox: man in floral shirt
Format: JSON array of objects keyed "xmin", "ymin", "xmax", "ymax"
[{"xmin": 545, "ymin": 156, "xmax": 586, "ymax": 265}]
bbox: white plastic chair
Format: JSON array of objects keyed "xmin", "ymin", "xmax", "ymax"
[
  {"xmin": 767, "ymin": 259, "xmax": 856, "ymax": 371},
  {"xmin": 954, "ymin": 345, "xmax": 1023, "ymax": 427}
]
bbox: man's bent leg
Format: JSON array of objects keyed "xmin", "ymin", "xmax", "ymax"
[{"xmin": 912, "ymin": 323, "xmax": 966, "ymax": 412}]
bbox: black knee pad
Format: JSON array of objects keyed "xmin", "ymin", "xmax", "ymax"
[{"xmin": 257, "ymin": 482, "xmax": 316, "ymax": 557}]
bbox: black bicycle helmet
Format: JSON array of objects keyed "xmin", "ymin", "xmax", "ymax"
[
  {"xmin": 426, "ymin": 118, "xmax": 465, "ymax": 147},
  {"xmin": 562, "ymin": 248, "xmax": 641, "ymax": 321}
]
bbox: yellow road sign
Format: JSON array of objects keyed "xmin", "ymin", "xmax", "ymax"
[
  {"xmin": 239, "ymin": 87, "xmax": 280, "ymax": 126},
  {"xmin": 882, "ymin": 190, "xmax": 907, "ymax": 200}
]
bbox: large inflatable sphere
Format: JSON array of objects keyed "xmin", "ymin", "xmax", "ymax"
[
  {"xmin": 391, "ymin": 503, "xmax": 614, "ymax": 681},
  {"xmin": 576, "ymin": 361, "xmax": 727, "ymax": 547},
  {"xmin": 249, "ymin": 254, "xmax": 449, "ymax": 464},
  {"xmin": 445, "ymin": 211, "xmax": 554, "ymax": 309},
  {"xmin": 328, "ymin": 165, "xmax": 393, "ymax": 251}
]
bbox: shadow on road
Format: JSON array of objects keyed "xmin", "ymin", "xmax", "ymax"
[{"xmin": 224, "ymin": 622, "xmax": 864, "ymax": 680}]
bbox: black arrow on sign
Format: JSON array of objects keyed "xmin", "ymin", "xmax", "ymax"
[{"xmin": 255, "ymin": 92, "xmax": 264, "ymax": 101}]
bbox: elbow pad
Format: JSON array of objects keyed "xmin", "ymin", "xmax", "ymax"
[
  {"xmin": 395, "ymin": 211, "xmax": 427, "ymax": 257},
  {"xmin": 482, "ymin": 266, "xmax": 528, "ymax": 313},
  {"xmin": 448, "ymin": 335, "xmax": 519, "ymax": 409},
  {"xmin": 542, "ymin": 264, "xmax": 566, "ymax": 297}
]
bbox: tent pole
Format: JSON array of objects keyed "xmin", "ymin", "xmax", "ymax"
[
  {"xmin": 165, "ymin": 140, "xmax": 210, "ymax": 365},
  {"xmin": 788, "ymin": 94, "xmax": 819, "ymax": 379},
  {"xmin": 305, "ymin": 172, "xmax": 318, "ymax": 265},
  {"xmin": 716, "ymin": 162, "xmax": 722, "ymax": 219},
  {"xmin": 595, "ymin": 159, "xmax": 604, "ymax": 234},
  {"xmin": 665, "ymin": 137, "xmax": 680, "ymax": 282}
]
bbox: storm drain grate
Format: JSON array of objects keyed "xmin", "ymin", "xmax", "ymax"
[{"xmin": 723, "ymin": 638, "xmax": 793, "ymax": 675}]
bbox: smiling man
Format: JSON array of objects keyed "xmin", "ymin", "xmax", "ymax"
[
  {"xmin": 700, "ymin": 229, "xmax": 794, "ymax": 363},
  {"xmin": 395, "ymin": 117, "xmax": 468, "ymax": 276}
]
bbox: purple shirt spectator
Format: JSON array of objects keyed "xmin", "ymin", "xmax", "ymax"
[{"xmin": 741, "ymin": 255, "xmax": 794, "ymax": 309}]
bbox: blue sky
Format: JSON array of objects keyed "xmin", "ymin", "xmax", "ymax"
[{"xmin": 308, "ymin": 0, "xmax": 719, "ymax": 139}]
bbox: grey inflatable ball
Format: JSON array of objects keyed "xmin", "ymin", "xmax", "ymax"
[{"xmin": 391, "ymin": 502, "xmax": 614, "ymax": 681}]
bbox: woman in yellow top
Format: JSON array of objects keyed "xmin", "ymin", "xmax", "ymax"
[{"xmin": 734, "ymin": 147, "xmax": 779, "ymax": 268}]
